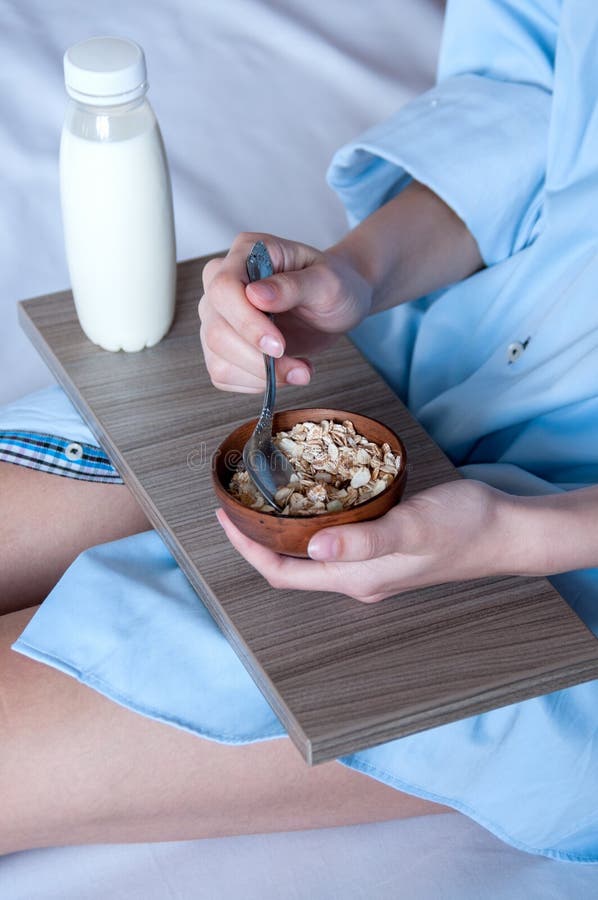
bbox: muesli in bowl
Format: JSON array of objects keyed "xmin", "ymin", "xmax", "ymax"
[
  {"xmin": 212, "ymin": 408, "xmax": 408, "ymax": 558},
  {"xmin": 229, "ymin": 418, "xmax": 403, "ymax": 516}
]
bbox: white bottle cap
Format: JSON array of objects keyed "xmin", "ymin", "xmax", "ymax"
[{"xmin": 64, "ymin": 37, "xmax": 148, "ymax": 106}]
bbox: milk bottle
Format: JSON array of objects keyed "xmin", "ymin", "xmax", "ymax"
[{"xmin": 60, "ymin": 37, "xmax": 176, "ymax": 352}]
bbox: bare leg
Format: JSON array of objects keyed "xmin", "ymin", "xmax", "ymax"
[
  {"xmin": 0, "ymin": 463, "xmax": 150, "ymax": 614},
  {"xmin": 1, "ymin": 606, "xmax": 451, "ymax": 855},
  {"xmin": 0, "ymin": 462, "xmax": 452, "ymax": 853}
]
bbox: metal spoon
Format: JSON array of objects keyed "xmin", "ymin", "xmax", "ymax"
[{"xmin": 243, "ymin": 241, "xmax": 294, "ymax": 509}]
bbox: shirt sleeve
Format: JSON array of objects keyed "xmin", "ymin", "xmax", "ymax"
[{"xmin": 327, "ymin": 0, "xmax": 559, "ymax": 266}]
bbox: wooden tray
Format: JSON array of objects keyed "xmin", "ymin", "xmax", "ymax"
[{"xmin": 19, "ymin": 256, "xmax": 598, "ymax": 764}]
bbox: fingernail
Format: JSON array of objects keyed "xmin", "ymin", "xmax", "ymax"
[
  {"xmin": 259, "ymin": 334, "xmax": 284, "ymax": 357},
  {"xmin": 249, "ymin": 282, "xmax": 276, "ymax": 302},
  {"xmin": 286, "ymin": 366, "xmax": 310, "ymax": 385},
  {"xmin": 308, "ymin": 534, "xmax": 339, "ymax": 560}
]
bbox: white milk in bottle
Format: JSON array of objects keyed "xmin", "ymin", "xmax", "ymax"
[{"xmin": 60, "ymin": 37, "xmax": 176, "ymax": 351}]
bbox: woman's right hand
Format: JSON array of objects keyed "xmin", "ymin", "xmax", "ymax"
[{"xmin": 198, "ymin": 232, "xmax": 372, "ymax": 393}]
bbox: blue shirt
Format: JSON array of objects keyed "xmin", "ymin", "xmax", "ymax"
[{"xmin": 328, "ymin": 0, "xmax": 598, "ymax": 492}]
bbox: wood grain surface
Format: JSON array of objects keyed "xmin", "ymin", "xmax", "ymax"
[{"xmin": 19, "ymin": 256, "xmax": 598, "ymax": 764}]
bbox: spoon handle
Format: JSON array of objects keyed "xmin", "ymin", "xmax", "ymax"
[
  {"xmin": 246, "ymin": 241, "xmax": 277, "ymax": 429},
  {"xmin": 260, "ymin": 340, "xmax": 277, "ymax": 431}
]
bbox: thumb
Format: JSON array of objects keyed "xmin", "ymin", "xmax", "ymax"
[
  {"xmin": 246, "ymin": 263, "xmax": 333, "ymax": 318},
  {"xmin": 307, "ymin": 515, "xmax": 400, "ymax": 562}
]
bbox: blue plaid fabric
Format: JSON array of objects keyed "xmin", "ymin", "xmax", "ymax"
[{"xmin": 0, "ymin": 430, "xmax": 123, "ymax": 483}]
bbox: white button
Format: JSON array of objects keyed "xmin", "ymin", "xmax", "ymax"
[
  {"xmin": 430, "ymin": 98, "xmax": 439, "ymax": 108},
  {"xmin": 507, "ymin": 339, "xmax": 529, "ymax": 363},
  {"xmin": 65, "ymin": 442, "xmax": 84, "ymax": 461}
]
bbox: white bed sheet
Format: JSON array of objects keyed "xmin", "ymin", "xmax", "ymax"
[
  {"xmin": 2, "ymin": 1, "xmax": 597, "ymax": 896},
  {"xmin": 0, "ymin": 0, "xmax": 441, "ymax": 405},
  {"xmin": 4, "ymin": 814, "xmax": 598, "ymax": 900}
]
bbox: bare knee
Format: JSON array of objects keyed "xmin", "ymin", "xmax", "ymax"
[{"xmin": 0, "ymin": 463, "xmax": 150, "ymax": 613}]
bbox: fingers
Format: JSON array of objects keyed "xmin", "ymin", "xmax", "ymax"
[
  {"xmin": 215, "ymin": 510, "xmax": 390, "ymax": 602},
  {"xmin": 200, "ymin": 263, "xmax": 287, "ymax": 359},
  {"xmin": 202, "ymin": 341, "xmax": 313, "ymax": 392},
  {"xmin": 216, "ymin": 509, "xmax": 346, "ymax": 594},
  {"xmin": 200, "ymin": 305, "xmax": 313, "ymax": 390},
  {"xmin": 201, "ymin": 347, "xmax": 266, "ymax": 393},
  {"xmin": 199, "ymin": 233, "xmax": 323, "ymax": 392},
  {"xmin": 220, "ymin": 232, "xmax": 322, "ymax": 291},
  {"xmin": 215, "ymin": 239, "xmax": 325, "ymax": 329},
  {"xmin": 216, "ymin": 481, "xmax": 501, "ymax": 602},
  {"xmin": 201, "ymin": 256, "xmax": 225, "ymax": 291}
]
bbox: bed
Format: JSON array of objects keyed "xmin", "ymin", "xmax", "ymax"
[{"xmin": 2, "ymin": 1, "xmax": 598, "ymax": 896}]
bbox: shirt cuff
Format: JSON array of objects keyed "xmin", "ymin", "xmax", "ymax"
[{"xmin": 326, "ymin": 74, "xmax": 551, "ymax": 266}]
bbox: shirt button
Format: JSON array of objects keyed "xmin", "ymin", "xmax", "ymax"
[
  {"xmin": 507, "ymin": 338, "xmax": 531, "ymax": 363},
  {"xmin": 430, "ymin": 98, "xmax": 439, "ymax": 108},
  {"xmin": 65, "ymin": 442, "xmax": 84, "ymax": 461}
]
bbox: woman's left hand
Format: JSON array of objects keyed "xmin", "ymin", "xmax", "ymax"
[{"xmin": 216, "ymin": 479, "xmax": 524, "ymax": 602}]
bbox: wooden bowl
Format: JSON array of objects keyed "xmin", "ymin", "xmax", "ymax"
[{"xmin": 212, "ymin": 408, "xmax": 408, "ymax": 558}]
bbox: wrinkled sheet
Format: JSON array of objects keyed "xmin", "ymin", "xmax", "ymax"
[{"xmin": 2, "ymin": 0, "xmax": 597, "ymax": 896}]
